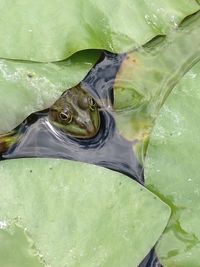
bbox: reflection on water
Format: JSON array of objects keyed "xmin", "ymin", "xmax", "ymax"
[
  {"xmin": 4, "ymin": 112, "xmax": 143, "ymax": 182},
  {"xmin": 1, "ymin": 51, "xmax": 161, "ymax": 267},
  {"xmin": 139, "ymin": 249, "xmax": 162, "ymax": 267}
]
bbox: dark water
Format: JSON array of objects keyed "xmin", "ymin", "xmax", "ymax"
[
  {"xmin": 3, "ymin": 52, "xmax": 143, "ymax": 183},
  {"xmin": 1, "ymin": 51, "xmax": 162, "ymax": 267}
]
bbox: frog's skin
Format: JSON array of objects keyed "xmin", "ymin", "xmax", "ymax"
[
  {"xmin": 0, "ymin": 85, "xmax": 100, "ymax": 154},
  {"xmin": 0, "ymin": 131, "xmax": 19, "ymax": 154},
  {"xmin": 48, "ymin": 85, "xmax": 100, "ymax": 138}
]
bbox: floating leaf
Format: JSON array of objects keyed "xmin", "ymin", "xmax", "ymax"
[
  {"xmin": 0, "ymin": 50, "xmax": 100, "ymax": 133},
  {"xmin": 0, "ymin": 158, "xmax": 170, "ymax": 267},
  {"xmin": 145, "ymin": 61, "xmax": 200, "ymax": 266},
  {"xmin": 0, "ymin": 1, "xmax": 199, "ymax": 61},
  {"xmin": 0, "ymin": 226, "xmax": 44, "ymax": 267}
]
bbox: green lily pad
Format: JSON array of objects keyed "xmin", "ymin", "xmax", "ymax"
[
  {"xmin": 0, "ymin": 158, "xmax": 170, "ymax": 267},
  {"xmin": 0, "ymin": 50, "xmax": 99, "ymax": 133},
  {"xmin": 0, "ymin": 225, "xmax": 44, "ymax": 267},
  {"xmin": 145, "ymin": 61, "xmax": 200, "ymax": 266},
  {"xmin": 0, "ymin": 1, "xmax": 199, "ymax": 61},
  {"xmin": 113, "ymin": 12, "xmax": 200, "ymax": 163}
]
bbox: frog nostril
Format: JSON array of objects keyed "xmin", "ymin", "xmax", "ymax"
[
  {"xmin": 79, "ymin": 121, "xmax": 94, "ymax": 133},
  {"xmin": 77, "ymin": 119, "xmax": 96, "ymax": 134},
  {"xmin": 79, "ymin": 122, "xmax": 85, "ymax": 128}
]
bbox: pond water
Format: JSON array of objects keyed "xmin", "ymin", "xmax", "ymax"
[{"xmin": 1, "ymin": 51, "xmax": 161, "ymax": 267}]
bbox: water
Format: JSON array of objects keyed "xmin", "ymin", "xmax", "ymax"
[
  {"xmin": 3, "ymin": 52, "xmax": 143, "ymax": 183},
  {"xmin": 1, "ymin": 51, "xmax": 161, "ymax": 267}
]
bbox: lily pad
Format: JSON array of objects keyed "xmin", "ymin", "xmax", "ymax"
[
  {"xmin": 0, "ymin": 0, "xmax": 199, "ymax": 61},
  {"xmin": 0, "ymin": 158, "xmax": 170, "ymax": 267},
  {"xmin": 113, "ymin": 12, "xmax": 200, "ymax": 162},
  {"xmin": 0, "ymin": 225, "xmax": 44, "ymax": 267},
  {"xmin": 0, "ymin": 50, "xmax": 99, "ymax": 133},
  {"xmin": 145, "ymin": 61, "xmax": 200, "ymax": 266}
]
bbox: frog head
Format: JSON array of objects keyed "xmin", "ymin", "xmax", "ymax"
[{"xmin": 48, "ymin": 85, "xmax": 100, "ymax": 139}]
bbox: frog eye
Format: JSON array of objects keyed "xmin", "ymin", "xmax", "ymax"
[
  {"xmin": 59, "ymin": 111, "xmax": 73, "ymax": 123},
  {"xmin": 88, "ymin": 97, "xmax": 97, "ymax": 111}
]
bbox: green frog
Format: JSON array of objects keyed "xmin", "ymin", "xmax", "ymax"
[{"xmin": 0, "ymin": 85, "xmax": 100, "ymax": 154}]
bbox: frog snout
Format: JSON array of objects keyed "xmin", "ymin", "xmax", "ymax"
[
  {"xmin": 81, "ymin": 121, "xmax": 95, "ymax": 133},
  {"xmin": 87, "ymin": 125, "xmax": 97, "ymax": 135},
  {"xmin": 79, "ymin": 119, "xmax": 98, "ymax": 136}
]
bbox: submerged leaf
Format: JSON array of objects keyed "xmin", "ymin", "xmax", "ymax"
[
  {"xmin": 113, "ymin": 12, "xmax": 200, "ymax": 162},
  {"xmin": 0, "ymin": 0, "xmax": 199, "ymax": 61},
  {"xmin": 0, "ymin": 158, "xmax": 170, "ymax": 267},
  {"xmin": 145, "ymin": 61, "xmax": 200, "ymax": 266},
  {"xmin": 0, "ymin": 50, "xmax": 100, "ymax": 133}
]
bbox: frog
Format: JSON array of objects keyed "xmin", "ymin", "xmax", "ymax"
[
  {"xmin": 0, "ymin": 84, "xmax": 100, "ymax": 154},
  {"xmin": 48, "ymin": 84, "xmax": 100, "ymax": 138}
]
